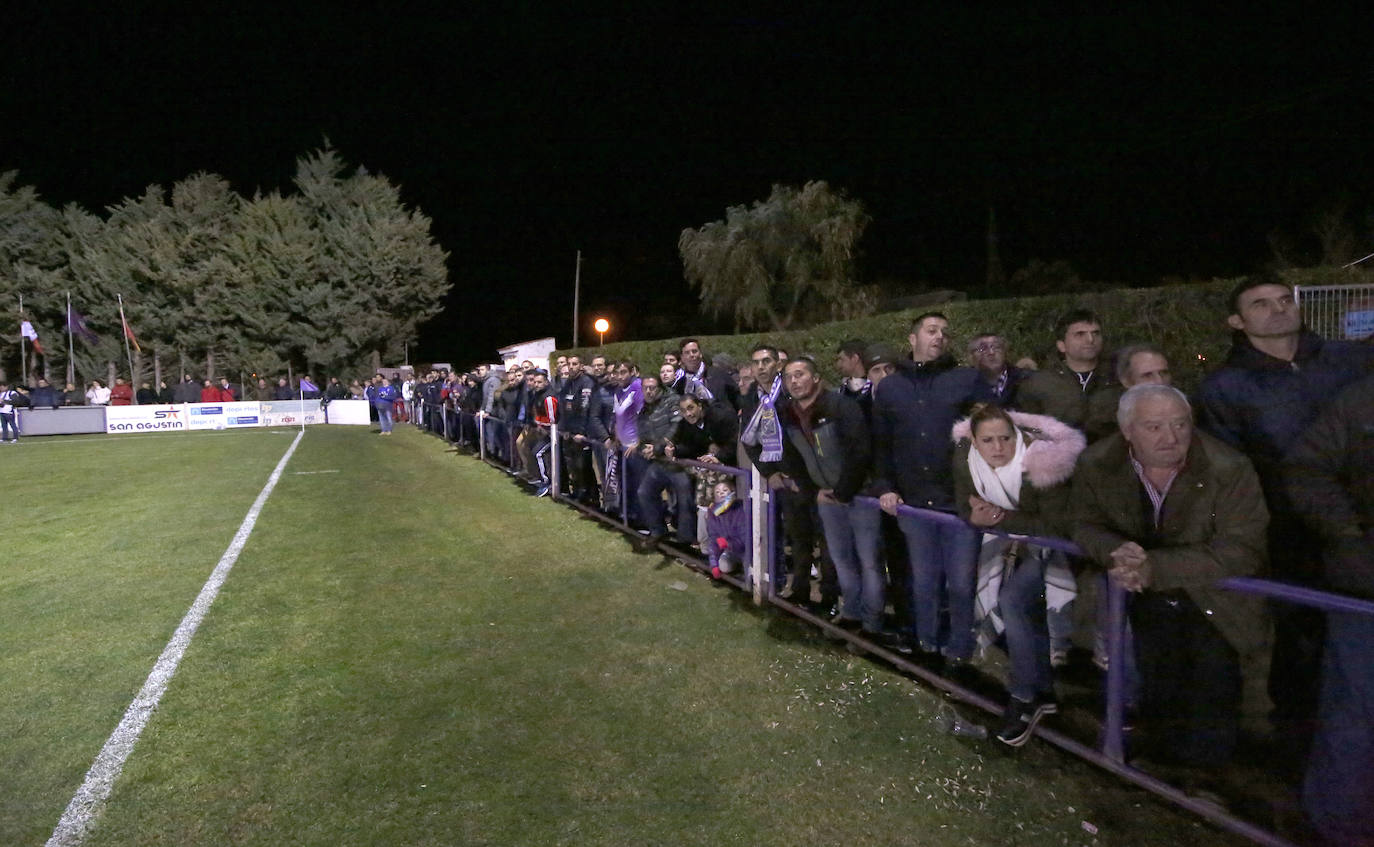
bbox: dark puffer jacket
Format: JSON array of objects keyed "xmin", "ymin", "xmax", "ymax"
[
  {"xmin": 1198, "ymin": 329, "xmax": 1374, "ymax": 509},
  {"xmin": 871, "ymin": 354, "xmax": 993, "ymax": 510}
]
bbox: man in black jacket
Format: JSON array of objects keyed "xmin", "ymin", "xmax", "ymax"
[
  {"xmin": 872, "ymin": 312, "xmax": 993, "ymax": 663},
  {"xmin": 672, "ymin": 337, "xmax": 739, "ymax": 412},
  {"xmin": 1284, "ymin": 375, "xmax": 1374, "ymax": 846},
  {"xmin": 778, "ymin": 358, "xmax": 885, "ymax": 634},
  {"xmin": 558, "ymin": 355, "xmax": 603, "ymax": 502},
  {"xmin": 1199, "ymin": 275, "xmax": 1374, "ymax": 732}
]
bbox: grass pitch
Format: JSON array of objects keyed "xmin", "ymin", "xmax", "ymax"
[{"xmin": 1, "ymin": 426, "xmax": 1243, "ymax": 846}]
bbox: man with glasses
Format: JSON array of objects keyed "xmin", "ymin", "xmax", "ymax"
[{"xmin": 967, "ymin": 333, "xmax": 1026, "ymax": 407}]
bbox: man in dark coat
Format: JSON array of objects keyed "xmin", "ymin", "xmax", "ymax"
[
  {"xmin": 1283, "ymin": 375, "xmax": 1374, "ymax": 847},
  {"xmin": 872, "ymin": 312, "xmax": 994, "ymax": 662},
  {"xmin": 1073, "ymin": 384, "xmax": 1270, "ymax": 773},
  {"xmin": 1197, "ymin": 274, "xmax": 1374, "ymax": 732},
  {"xmin": 671, "ymin": 337, "xmax": 739, "ymax": 412}
]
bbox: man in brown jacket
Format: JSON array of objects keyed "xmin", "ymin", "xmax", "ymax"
[{"xmin": 1072, "ymin": 384, "xmax": 1270, "ymax": 772}]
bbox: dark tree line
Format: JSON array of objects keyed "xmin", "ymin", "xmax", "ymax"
[{"xmin": 0, "ymin": 147, "xmax": 449, "ymax": 385}]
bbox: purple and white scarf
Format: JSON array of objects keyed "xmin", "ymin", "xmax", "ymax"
[
  {"xmin": 740, "ymin": 375, "xmax": 784, "ymax": 462},
  {"xmin": 675, "ymin": 362, "xmax": 715, "ymax": 402}
]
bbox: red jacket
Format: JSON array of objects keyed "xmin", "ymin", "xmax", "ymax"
[
  {"xmin": 200, "ymin": 386, "xmax": 220, "ymax": 403},
  {"xmin": 109, "ymin": 384, "xmax": 133, "ymax": 405}
]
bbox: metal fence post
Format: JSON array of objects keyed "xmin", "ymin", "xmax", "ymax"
[
  {"xmin": 1102, "ymin": 577, "xmax": 1128, "ymax": 763},
  {"xmin": 478, "ymin": 414, "xmax": 486, "ymax": 461},
  {"xmin": 550, "ymin": 423, "xmax": 561, "ymax": 498},
  {"xmin": 750, "ymin": 464, "xmax": 766, "ymax": 606}
]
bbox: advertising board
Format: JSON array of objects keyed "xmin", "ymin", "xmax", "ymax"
[
  {"xmin": 187, "ymin": 401, "xmax": 263, "ymax": 430},
  {"xmin": 261, "ymin": 399, "xmax": 324, "ymax": 427},
  {"xmin": 104, "ymin": 404, "xmax": 188, "ymax": 434}
]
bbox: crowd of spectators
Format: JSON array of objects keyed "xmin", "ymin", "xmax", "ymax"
[{"xmin": 410, "ymin": 274, "xmax": 1371, "ymax": 843}]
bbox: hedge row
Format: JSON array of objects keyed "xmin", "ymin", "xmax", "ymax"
[{"xmin": 556, "ymin": 278, "xmax": 1241, "ymax": 393}]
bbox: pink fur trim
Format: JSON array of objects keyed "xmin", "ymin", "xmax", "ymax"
[{"xmin": 950, "ymin": 410, "xmax": 1086, "ymax": 488}]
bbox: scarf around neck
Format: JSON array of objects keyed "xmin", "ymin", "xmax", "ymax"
[
  {"xmin": 967, "ymin": 426, "xmax": 1026, "ymax": 511},
  {"xmin": 740, "ymin": 375, "xmax": 784, "ymax": 462}
]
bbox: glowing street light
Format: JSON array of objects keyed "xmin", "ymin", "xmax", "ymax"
[{"xmin": 594, "ymin": 317, "xmax": 610, "ymax": 346}]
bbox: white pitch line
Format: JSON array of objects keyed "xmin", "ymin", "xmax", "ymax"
[
  {"xmin": 292, "ymin": 469, "xmax": 340, "ymax": 475},
  {"xmin": 46, "ymin": 429, "xmax": 305, "ymax": 847}
]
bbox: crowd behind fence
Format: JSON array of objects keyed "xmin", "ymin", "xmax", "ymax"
[{"xmin": 401, "ymin": 350, "xmax": 1371, "ymax": 847}]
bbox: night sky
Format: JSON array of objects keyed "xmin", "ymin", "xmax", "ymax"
[{"xmin": 5, "ymin": 6, "xmax": 1372, "ymax": 365}]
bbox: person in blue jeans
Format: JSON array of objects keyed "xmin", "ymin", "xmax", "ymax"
[
  {"xmin": 870, "ymin": 314, "xmax": 995, "ymax": 664},
  {"xmin": 0, "ymin": 381, "xmax": 21, "ymax": 443},
  {"xmin": 952, "ymin": 404, "xmax": 1086, "ymax": 746},
  {"xmin": 367, "ymin": 376, "xmax": 399, "ymax": 435},
  {"xmin": 775, "ymin": 358, "xmax": 887, "ymax": 635}
]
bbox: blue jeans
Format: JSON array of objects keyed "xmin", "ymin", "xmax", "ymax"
[
  {"xmin": 897, "ymin": 511, "xmax": 980, "ymax": 659},
  {"xmin": 376, "ymin": 404, "xmax": 394, "ymax": 432},
  {"xmin": 1304, "ymin": 612, "xmax": 1374, "ymax": 846},
  {"xmin": 0, "ymin": 412, "xmax": 16, "ymax": 440},
  {"xmin": 1000, "ymin": 549, "xmax": 1055, "ymax": 701},
  {"xmin": 636, "ymin": 463, "xmax": 696, "ymax": 541},
  {"xmin": 817, "ymin": 500, "xmax": 885, "ymax": 631}
]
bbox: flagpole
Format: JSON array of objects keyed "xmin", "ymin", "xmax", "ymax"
[
  {"xmin": 66, "ymin": 292, "xmax": 75, "ymax": 386},
  {"xmin": 117, "ymin": 294, "xmax": 135, "ymax": 382},
  {"xmin": 18, "ymin": 293, "xmax": 26, "ymax": 385}
]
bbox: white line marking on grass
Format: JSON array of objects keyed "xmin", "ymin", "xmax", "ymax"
[
  {"xmin": 292, "ymin": 469, "xmax": 340, "ymax": 475},
  {"xmin": 46, "ymin": 429, "xmax": 305, "ymax": 847},
  {"xmin": 17, "ymin": 429, "xmax": 281, "ymax": 448}
]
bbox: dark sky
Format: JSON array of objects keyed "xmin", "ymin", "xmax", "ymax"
[{"xmin": 4, "ymin": 6, "xmax": 1372, "ymax": 364}]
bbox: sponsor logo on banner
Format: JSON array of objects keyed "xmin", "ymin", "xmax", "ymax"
[{"xmin": 105, "ymin": 405, "xmax": 188, "ymax": 434}]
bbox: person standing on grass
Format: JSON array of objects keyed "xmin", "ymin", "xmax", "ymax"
[
  {"xmin": 1197, "ymin": 274, "xmax": 1374, "ymax": 747},
  {"xmin": 1282, "ymin": 375, "xmax": 1374, "ymax": 847},
  {"xmin": 872, "ymin": 313, "xmax": 994, "ymax": 667},
  {"xmin": 1072, "ymin": 384, "xmax": 1269, "ymax": 785},
  {"xmin": 775, "ymin": 357, "xmax": 884, "ymax": 636},
  {"xmin": 952, "ymin": 403, "xmax": 1085, "ymax": 746},
  {"xmin": 0, "ymin": 381, "xmax": 21, "ymax": 443},
  {"xmin": 368, "ymin": 377, "xmax": 399, "ymax": 435}
]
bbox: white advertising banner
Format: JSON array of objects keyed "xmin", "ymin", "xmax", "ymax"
[
  {"xmin": 325, "ymin": 399, "xmax": 372, "ymax": 425},
  {"xmin": 105, "ymin": 404, "xmax": 189, "ymax": 434},
  {"xmin": 187, "ymin": 401, "xmax": 263, "ymax": 430},
  {"xmin": 261, "ymin": 399, "xmax": 324, "ymax": 427}
]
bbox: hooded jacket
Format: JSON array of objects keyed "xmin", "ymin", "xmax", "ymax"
[{"xmin": 951, "ymin": 410, "xmax": 1085, "ymax": 538}]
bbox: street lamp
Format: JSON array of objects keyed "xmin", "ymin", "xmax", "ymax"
[{"xmin": 594, "ymin": 317, "xmax": 610, "ymax": 346}]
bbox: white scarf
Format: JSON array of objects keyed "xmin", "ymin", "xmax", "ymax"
[{"xmin": 967, "ymin": 427, "xmax": 1026, "ymax": 511}]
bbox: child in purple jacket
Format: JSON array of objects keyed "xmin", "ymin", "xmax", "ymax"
[{"xmin": 705, "ymin": 480, "xmax": 750, "ymax": 580}]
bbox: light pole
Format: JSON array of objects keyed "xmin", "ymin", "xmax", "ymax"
[{"xmin": 594, "ymin": 317, "xmax": 609, "ymax": 347}]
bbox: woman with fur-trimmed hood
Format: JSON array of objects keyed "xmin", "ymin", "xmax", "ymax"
[{"xmin": 951, "ymin": 404, "xmax": 1086, "ymax": 746}]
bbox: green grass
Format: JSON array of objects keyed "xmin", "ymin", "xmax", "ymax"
[{"xmin": 2, "ymin": 427, "xmax": 1242, "ymax": 846}]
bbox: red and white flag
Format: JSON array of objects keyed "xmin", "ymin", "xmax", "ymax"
[{"xmin": 20, "ymin": 320, "xmax": 44, "ymax": 355}]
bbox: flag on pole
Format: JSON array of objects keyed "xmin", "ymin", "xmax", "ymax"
[
  {"xmin": 67, "ymin": 307, "xmax": 99, "ymax": 344},
  {"xmin": 299, "ymin": 377, "xmax": 319, "ymax": 394},
  {"xmin": 21, "ymin": 320, "xmax": 44, "ymax": 355},
  {"xmin": 121, "ymin": 312, "xmax": 141, "ymax": 353}
]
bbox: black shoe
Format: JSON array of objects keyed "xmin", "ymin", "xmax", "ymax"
[
  {"xmin": 867, "ymin": 629, "xmax": 914, "ymax": 655},
  {"xmin": 636, "ymin": 532, "xmax": 664, "ymax": 554},
  {"xmin": 996, "ymin": 693, "xmax": 1058, "ymax": 747},
  {"xmin": 829, "ymin": 614, "xmax": 863, "ymax": 632}
]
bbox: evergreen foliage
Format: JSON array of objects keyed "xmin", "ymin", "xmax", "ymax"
[
  {"xmin": 0, "ymin": 148, "xmax": 449, "ymax": 383},
  {"xmin": 678, "ymin": 181, "xmax": 872, "ymax": 331}
]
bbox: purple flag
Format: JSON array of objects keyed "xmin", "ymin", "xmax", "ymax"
[
  {"xmin": 299, "ymin": 377, "xmax": 319, "ymax": 393},
  {"xmin": 67, "ymin": 307, "xmax": 99, "ymax": 344}
]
